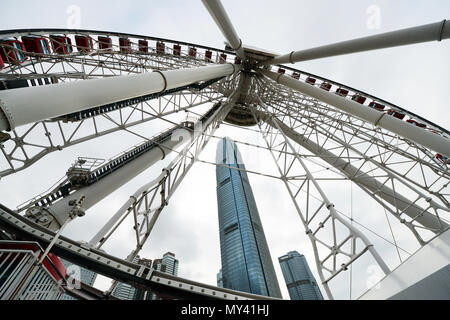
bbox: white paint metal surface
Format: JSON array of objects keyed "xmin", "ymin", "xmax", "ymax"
[
  {"xmin": 0, "ymin": 64, "xmax": 237, "ymax": 131},
  {"xmin": 201, "ymin": 0, "xmax": 246, "ymax": 60},
  {"xmin": 359, "ymin": 229, "xmax": 450, "ymax": 300},
  {"xmin": 261, "ymin": 69, "xmax": 450, "ymax": 158},
  {"xmin": 263, "ymin": 20, "xmax": 449, "ymax": 65}
]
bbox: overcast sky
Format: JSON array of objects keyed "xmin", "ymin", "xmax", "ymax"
[{"xmin": 1, "ymin": 0, "xmax": 449, "ymax": 300}]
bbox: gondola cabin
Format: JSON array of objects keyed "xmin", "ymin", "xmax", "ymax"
[
  {"xmin": 234, "ymin": 57, "xmax": 241, "ymax": 65},
  {"xmin": 49, "ymin": 35, "xmax": 73, "ymax": 54},
  {"xmin": 0, "ymin": 55, "xmax": 4, "ymax": 70},
  {"xmin": 138, "ymin": 40, "xmax": 148, "ymax": 53},
  {"xmin": 188, "ymin": 47, "xmax": 197, "ymax": 58},
  {"xmin": 173, "ymin": 44, "xmax": 181, "ymax": 56},
  {"xmin": 0, "ymin": 39, "xmax": 27, "ymax": 64},
  {"xmin": 386, "ymin": 109, "xmax": 405, "ymax": 120},
  {"xmin": 205, "ymin": 50, "xmax": 212, "ymax": 61},
  {"xmin": 278, "ymin": 68, "xmax": 286, "ymax": 74},
  {"xmin": 368, "ymin": 101, "xmax": 385, "ymax": 111},
  {"xmin": 156, "ymin": 41, "xmax": 165, "ymax": 54},
  {"xmin": 320, "ymin": 82, "xmax": 332, "ymax": 91},
  {"xmin": 75, "ymin": 35, "xmax": 94, "ymax": 53},
  {"xmin": 22, "ymin": 36, "xmax": 51, "ymax": 55},
  {"xmin": 219, "ymin": 53, "xmax": 227, "ymax": 63},
  {"xmin": 352, "ymin": 94, "xmax": 367, "ymax": 104},
  {"xmin": 119, "ymin": 38, "xmax": 131, "ymax": 53},
  {"xmin": 406, "ymin": 119, "xmax": 426, "ymax": 128},
  {"xmin": 335, "ymin": 88, "xmax": 349, "ymax": 97},
  {"xmin": 98, "ymin": 36, "xmax": 113, "ymax": 51},
  {"xmin": 436, "ymin": 154, "xmax": 450, "ymax": 165},
  {"xmin": 305, "ymin": 77, "xmax": 316, "ymax": 85},
  {"xmin": 292, "ymin": 72, "xmax": 300, "ymax": 80}
]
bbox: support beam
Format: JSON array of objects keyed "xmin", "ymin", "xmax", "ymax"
[
  {"xmin": 201, "ymin": 0, "xmax": 246, "ymax": 60},
  {"xmin": 258, "ymin": 111, "xmax": 448, "ymax": 235},
  {"xmin": 43, "ymin": 127, "xmax": 188, "ymax": 231},
  {"xmin": 0, "ymin": 64, "xmax": 239, "ymax": 131},
  {"xmin": 262, "ymin": 19, "xmax": 449, "ymax": 66},
  {"xmin": 261, "ymin": 69, "xmax": 450, "ymax": 158}
]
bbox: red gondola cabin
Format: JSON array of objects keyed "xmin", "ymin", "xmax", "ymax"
[
  {"xmin": 387, "ymin": 109, "xmax": 405, "ymax": 120},
  {"xmin": 335, "ymin": 88, "xmax": 349, "ymax": 97},
  {"xmin": 278, "ymin": 68, "xmax": 285, "ymax": 74},
  {"xmin": 320, "ymin": 82, "xmax": 332, "ymax": 91},
  {"xmin": 292, "ymin": 72, "xmax": 300, "ymax": 80},
  {"xmin": 138, "ymin": 40, "xmax": 148, "ymax": 53},
  {"xmin": 234, "ymin": 57, "xmax": 241, "ymax": 65},
  {"xmin": 119, "ymin": 38, "xmax": 131, "ymax": 53},
  {"xmin": 436, "ymin": 154, "xmax": 450, "ymax": 165},
  {"xmin": 219, "ymin": 53, "xmax": 227, "ymax": 63},
  {"xmin": 98, "ymin": 36, "xmax": 113, "ymax": 51},
  {"xmin": 75, "ymin": 35, "xmax": 94, "ymax": 53},
  {"xmin": 406, "ymin": 119, "xmax": 426, "ymax": 128},
  {"xmin": 156, "ymin": 41, "xmax": 165, "ymax": 54},
  {"xmin": 0, "ymin": 55, "xmax": 4, "ymax": 70},
  {"xmin": 189, "ymin": 47, "xmax": 197, "ymax": 58},
  {"xmin": 173, "ymin": 44, "xmax": 181, "ymax": 56},
  {"xmin": 0, "ymin": 39, "xmax": 27, "ymax": 64},
  {"xmin": 368, "ymin": 101, "xmax": 385, "ymax": 111},
  {"xmin": 22, "ymin": 36, "xmax": 51, "ymax": 55},
  {"xmin": 352, "ymin": 94, "xmax": 367, "ymax": 104},
  {"xmin": 305, "ymin": 77, "xmax": 316, "ymax": 85},
  {"xmin": 205, "ymin": 50, "xmax": 212, "ymax": 61},
  {"xmin": 50, "ymin": 35, "xmax": 73, "ymax": 54}
]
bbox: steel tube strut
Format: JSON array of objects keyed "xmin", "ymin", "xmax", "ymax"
[
  {"xmin": 261, "ymin": 69, "xmax": 450, "ymax": 158},
  {"xmin": 44, "ymin": 129, "xmax": 189, "ymax": 231},
  {"xmin": 262, "ymin": 19, "xmax": 449, "ymax": 66},
  {"xmin": 0, "ymin": 64, "xmax": 239, "ymax": 131},
  {"xmin": 258, "ymin": 111, "xmax": 448, "ymax": 234},
  {"xmin": 201, "ymin": 0, "xmax": 246, "ymax": 60}
]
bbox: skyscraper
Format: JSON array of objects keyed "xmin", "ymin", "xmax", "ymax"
[
  {"xmin": 153, "ymin": 252, "xmax": 179, "ymax": 276},
  {"xmin": 148, "ymin": 252, "xmax": 179, "ymax": 300},
  {"xmin": 60, "ymin": 258, "xmax": 98, "ymax": 300},
  {"xmin": 112, "ymin": 255, "xmax": 141, "ymax": 300},
  {"xmin": 215, "ymin": 137, "xmax": 281, "ymax": 298},
  {"xmin": 278, "ymin": 251, "xmax": 324, "ymax": 300},
  {"xmin": 217, "ymin": 269, "xmax": 223, "ymax": 288}
]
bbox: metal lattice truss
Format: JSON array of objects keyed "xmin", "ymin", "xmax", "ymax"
[{"xmin": 0, "ymin": 1, "xmax": 449, "ymax": 300}]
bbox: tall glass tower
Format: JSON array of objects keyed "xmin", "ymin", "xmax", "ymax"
[
  {"xmin": 216, "ymin": 137, "xmax": 281, "ymax": 298},
  {"xmin": 278, "ymin": 251, "xmax": 324, "ymax": 300}
]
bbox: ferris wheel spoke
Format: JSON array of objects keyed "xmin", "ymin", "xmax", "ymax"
[
  {"xmin": 201, "ymin": 0, "xmax": 246, "ymax": 61},
  {"xmin": 262, "ymin": 20, "xmax": 449, "ymax": 66},
  {"xmin": 0, "ymin": 90, "xmax": 225, "ymax": 178}
]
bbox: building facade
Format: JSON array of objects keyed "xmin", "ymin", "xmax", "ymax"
[
  {"xmin": 217, "ymin": 269, "xmax": 223, "ymax": 288},
  {"xmin": 60, "ymin": 258, "xmax": 98, "ymax": 300},
  {"xmin": 216, "ymin": 137, "xmax": 281, "ymax": 298},
  {"xmin": 278, "ymin": 251, "xmax": 324, "ymax": 300}
]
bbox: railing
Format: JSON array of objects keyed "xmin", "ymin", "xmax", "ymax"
[{"xmin": 0, "ymin": 241, "xmax": 66, "ymax": 300}]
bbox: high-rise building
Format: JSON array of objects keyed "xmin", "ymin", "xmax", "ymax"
[
  {"xmin": 215, "ymin": 137, "xmax": 282, "ymax": 298},
  {"xmin": 60, "ymin": 258, "xmax": 98, "ymax": 300},
  {"xmin": 217, "ymin": 269, "xmax": 223, "ymax": 288},
  {"xmin": 148, "ymin": 252, "xmax": 179, "ymax": 300},
  {"xmin": 112, "ymin": 255, "xmax": 141, "ymax": 300},
  {"xmin": 278, "ymin": 251, "xmax": 324, "ymax": 300},
  {"xmin": 153, "ymin": 252, "xmax": 179, "ymax": 276}
]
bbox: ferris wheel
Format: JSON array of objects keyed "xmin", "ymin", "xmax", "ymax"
[{"xmin": 0, "ymin": 0, "xmax": 449, "ymax": 300}]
